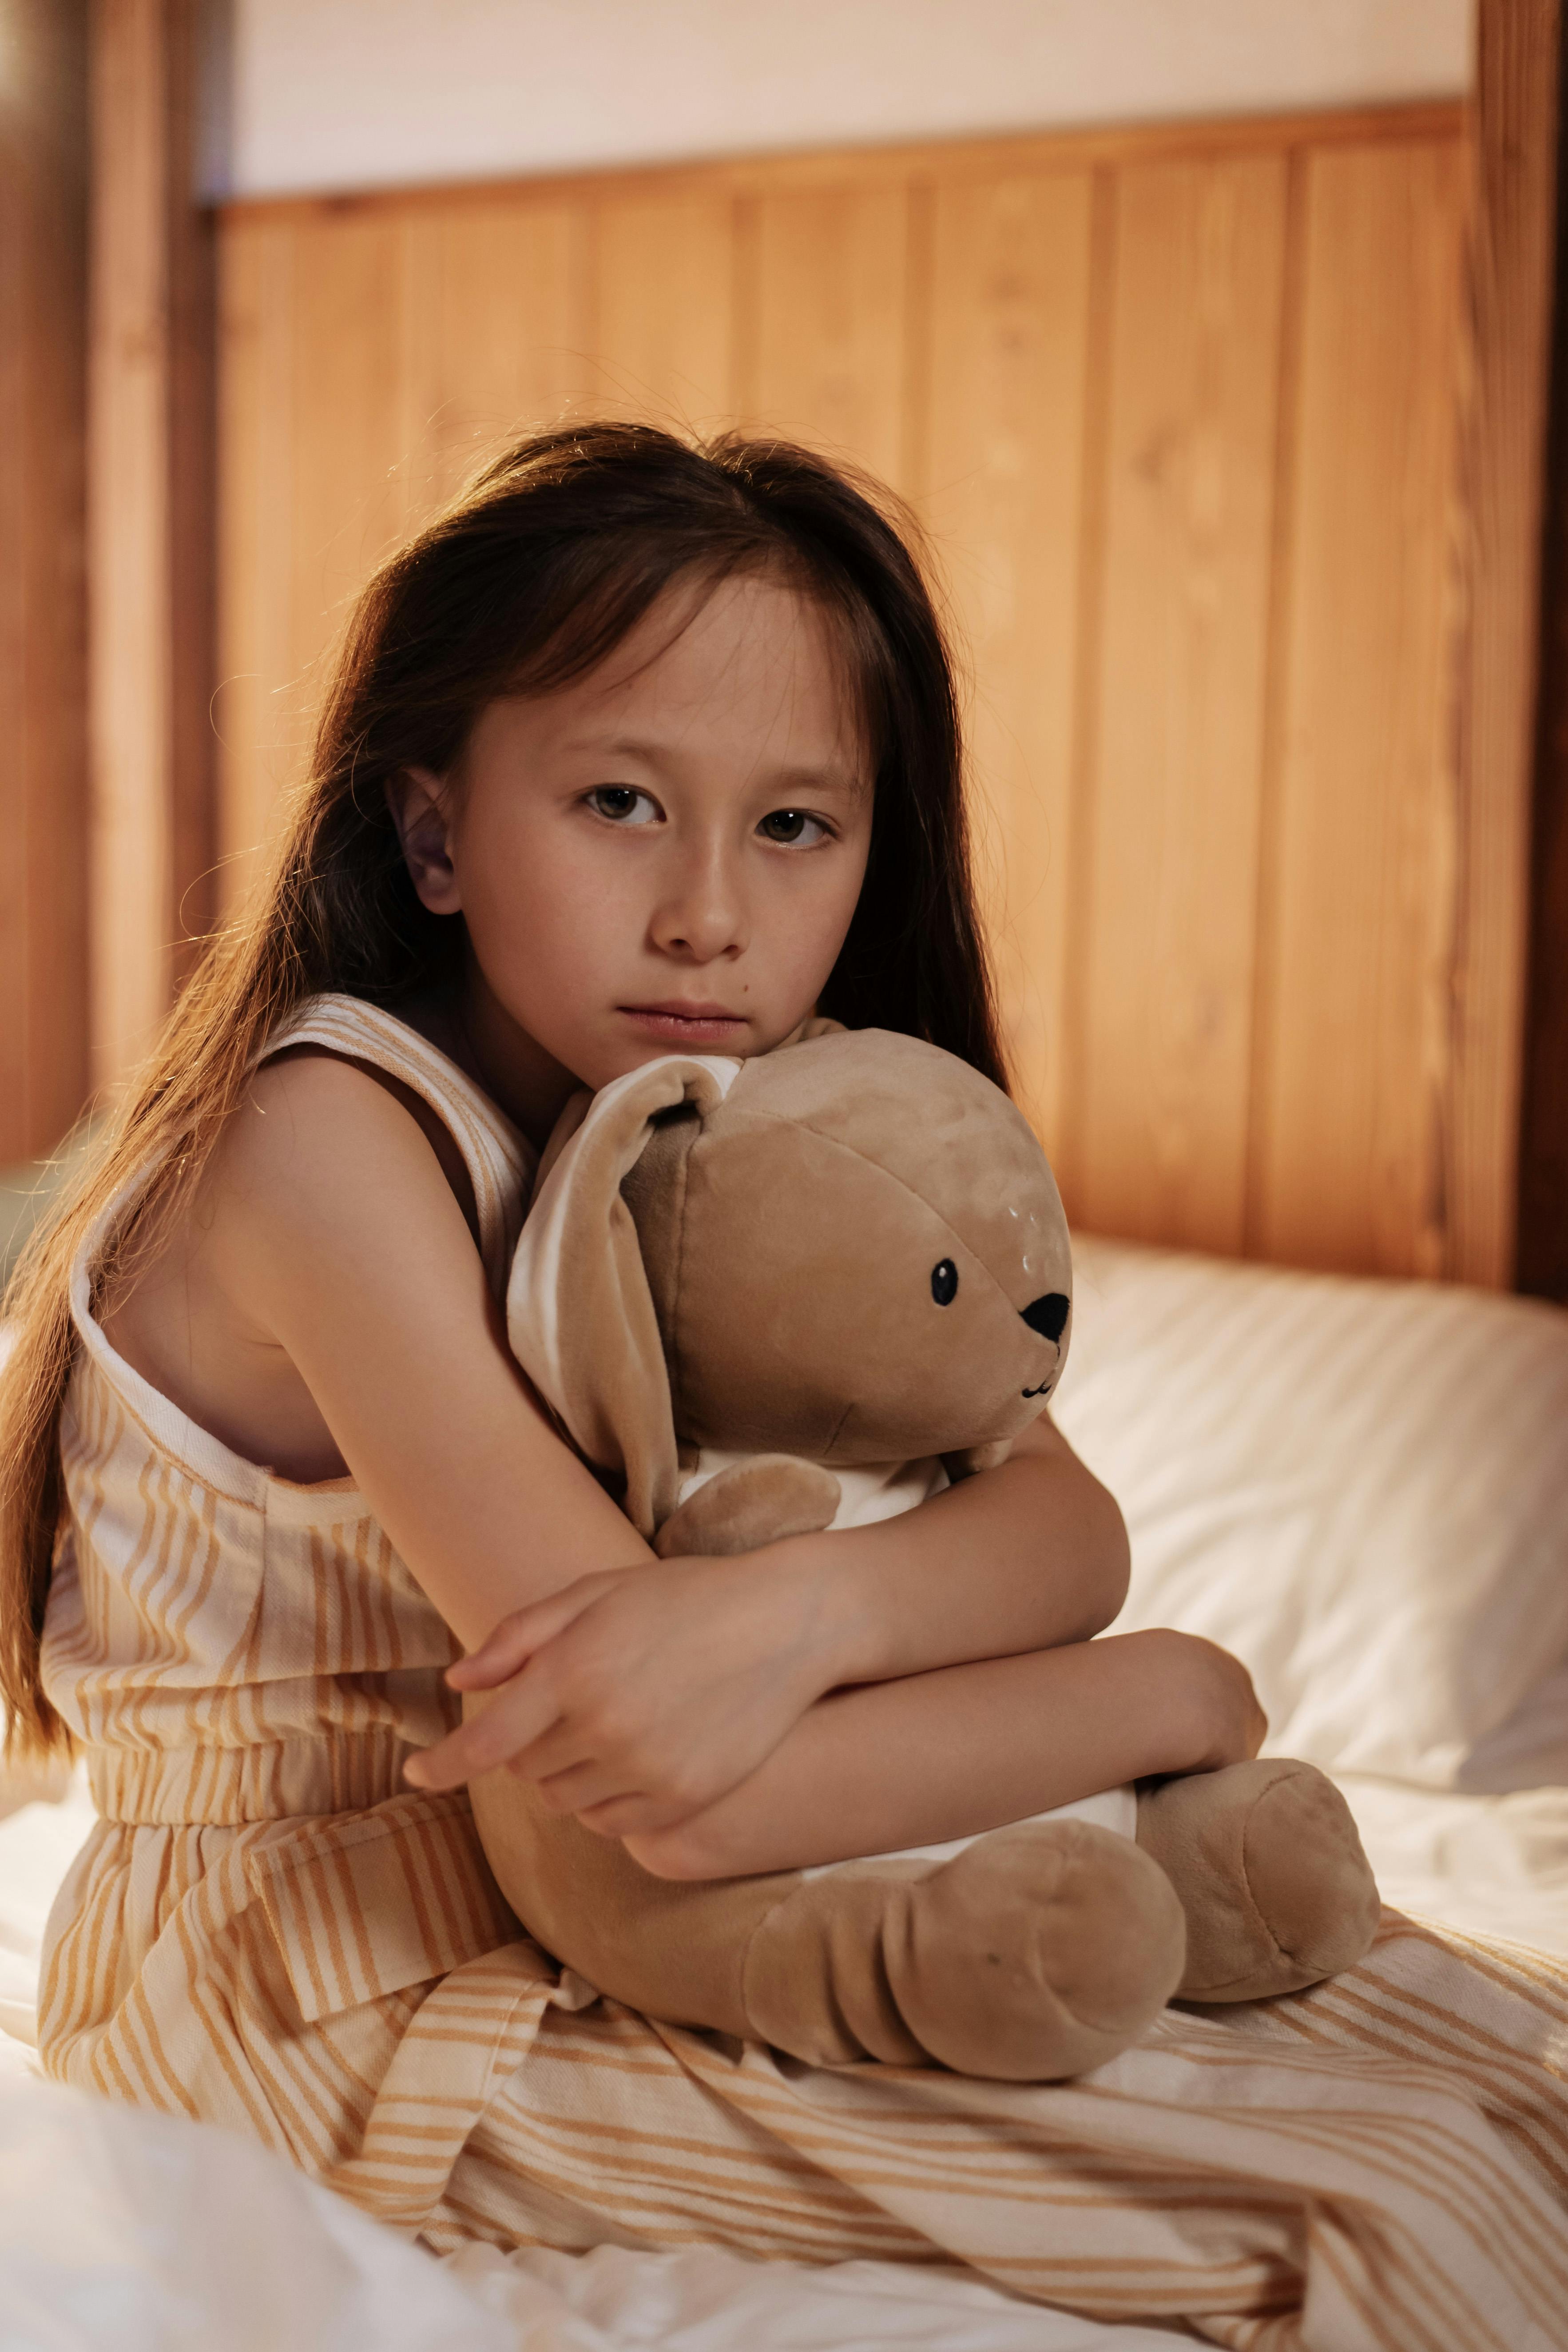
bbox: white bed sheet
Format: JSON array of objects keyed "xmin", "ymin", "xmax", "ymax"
[
  {"xmin": 0, "ymin": 2074, "xmax": 1202, "ymax": 2352},
  {"xmin": 4, "ymin": 1770, "xmax": 1565, "ymax": 2351}
]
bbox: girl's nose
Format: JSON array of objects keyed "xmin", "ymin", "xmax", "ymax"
[{"xmin": 651, "ymin": 852, "xmax": 748, "ymax": 963}]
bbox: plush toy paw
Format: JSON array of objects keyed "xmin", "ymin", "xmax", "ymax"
[
  {"xmin": 741, "ymin": 1819, "xmax": 1187, "ymax": 2081},
  {"xmin": 652, "ymin": 1457, "xmax": 841, "ymax": 1557},
  {"xmin": 1136, "ymin": 1757, "xmax": 1381, "ymax": 2004}
]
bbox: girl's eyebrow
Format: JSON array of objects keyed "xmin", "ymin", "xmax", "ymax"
[
  {"xmin": 567, "ymin": 735, "xmax": 866, "ymax": 798},
  {"xmin": 751, "ymin": 761, "xmax": 866, "ymax": 800}
]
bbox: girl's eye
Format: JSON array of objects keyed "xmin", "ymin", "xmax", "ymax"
[
  {"xmin": 758, "ymin": 808, "xmax": 829, "ymax": 846},
  {"xmin": 587, "ymin": 786, "xmax": 660, "ymax": 826}
]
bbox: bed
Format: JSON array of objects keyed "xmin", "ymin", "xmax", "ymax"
[{"xmin": 4, "ymin": 1232, "xmax": 1565, "ymax": 2350}]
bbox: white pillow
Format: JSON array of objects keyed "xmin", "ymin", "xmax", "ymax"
[{"xmin": 1052, "ymin": 1238, "xmax": 1568, "ymax": 1790}]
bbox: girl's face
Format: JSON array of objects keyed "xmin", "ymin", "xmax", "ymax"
[{"xmin": 393, "ymin": 571, "xmax": 873, "ymax": 1131}]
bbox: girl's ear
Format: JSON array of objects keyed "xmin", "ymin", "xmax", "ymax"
[
  {"xmin": 386, "ymin": 767, "xmax": 461, "ymax": 914},
  {"xmin": 506, "ymin": 1055, "xmax": 743, "ymax": 1540}
]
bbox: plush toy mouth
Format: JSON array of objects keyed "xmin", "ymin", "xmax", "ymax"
[{"xmin": 1021, "ymin": 1379, "xmax": 1055, "ymax": 1399}]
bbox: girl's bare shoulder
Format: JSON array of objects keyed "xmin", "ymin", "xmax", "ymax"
[
  {"xmin": 193, "ymin": 1049, "xmax": 497, "ymax": 1365},
  {"xmin": 100, "ymin": 1048, "xmax": 490, "ymax": 1482},
  {"xmin": 224, "ymin": 1043, "xmax": 452, "ymax": 1180}
]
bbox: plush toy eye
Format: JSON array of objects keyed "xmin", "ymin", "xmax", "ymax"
[{"xmin": 931, "ymin": 1259, "xmax": 958, "ymax": 1306}]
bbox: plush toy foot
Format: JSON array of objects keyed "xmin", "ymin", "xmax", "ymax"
[
  {"xmin": 742, "ymin": 1820, "xmax": 1187, "ymax": 2081},
  {"xmin": 1136, "ymin": 1758, "xmax": 1381, "ymax": 2003}
]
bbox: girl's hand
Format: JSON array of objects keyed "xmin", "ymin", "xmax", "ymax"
[
  {"xmin": 403, "ymin": 1546, "xmax": 839, "ymax": 1834},
  {"xmin": 1154, "ymin": 1629, "xmax": 1268, "ymax": 1771}
]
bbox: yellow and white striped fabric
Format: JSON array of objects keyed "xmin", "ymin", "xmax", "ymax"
[{"xmin": 36, "ymin": 998, "xmax": 1568, "ymax": 2352}]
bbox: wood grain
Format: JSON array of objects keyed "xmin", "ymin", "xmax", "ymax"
[
  {"xmin": 1075, "ymin": 152, "xmax": 1288, "ymax": 1253},
  {"xmin": 592, "ymin": 190, "xmax": 736, "ymax": 427},
  {"xmin": 222, "ymin": 209, "xmax": 392, "ymax": 894},
  {"xmin": 922, "ymin": 170, "xmax": 1095, "ymax": 1160},
  {"xmin": 163, "ymin": 0, "xmax": 216, "ymax": 980},
  {"xmin": 0, "ymin": 0, "xmax": 89, "ymax": 1163},
  {"xmin": 746, "ymin": 185, "xmax": 912, "ymax": 489},
  {"xmin": 90, "ymin": 0, "xmax": 173, "ymax": 1091},
  {"xmin": 88, "ymin": 0, "xmax": 213, "ymax": 1090},
  {"xmin": 1250, "ymin": 139, "xmax": 1468, "ymax": 1277},
  {"xmin": 404, "ymin": 196, "xmax": 596, "ymax": 506},
  {"xmin": 1463, "ymin": 0, "xmax": 1564, "ymax": 1295},
  {"xmin": 292, "ymin": 209, "xmax": 415, "ymax": 634},
  {"xmin": 214, "ymin": 212, "xmax": 297, "ymax": 890}
]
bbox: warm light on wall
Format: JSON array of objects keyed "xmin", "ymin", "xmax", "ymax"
[
  {"xmin": 206, "ymin": 0, "xmax": 1476, "ymax": 200},
  {"xmin": 0, "ymin": 2, "xmax": 29, "ymax": 113}
]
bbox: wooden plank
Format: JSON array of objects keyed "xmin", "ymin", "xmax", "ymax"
[
  {"xmin": 746, "ymin": 183, "xmax": 911, "ymax": 487},
  {"xmin": 1519, "ymin": 16, "xmax": 1568, "ymax": 1303},
  {"xmin": 88, "ymin": 0, "xmax": 213, "ymax": 1093},
  {"xmin": 1521, "ymin": 574, "xmax": 1568, "ymax": 1295},
  {"xmin": 289, "ymin": 210, "xmax": 414, "ymax": 648},
  {"xmin": 1463, "ymin": 0, "xmax": 1564, "ymax": 1295},
  {"xmin": 221, "ymin": 206, "xmax": 412, "ymax": 908},
  {"xmin": 214, "ymin": 211, "xmax": 296, "ymax": 895},
  {"xmin": 89, "ymin": 0, "xmax": 170, "ymax": 1086},
  {"xmin": 1074, "ymin": 151, "xmax": 1289, "ymax": 1254},
  {"xmin": 1052, "ymin": 168, "xmax": 1120, "ymax": 1225},
  {"xmin": 921, "ymin": 169, "xmax": 1095, "ymax": 1161},
  {"xmin": 402, "ymin": 195, "xmax": 595, "ymax": 508},
  {"xmin": 591, "ymin": 189, "xmax": 736, "ymax": 428},
  {"xmin": 164, "ymin": 0, "xmax": 216, "ymax": 978},
  {"xmin": 1249, "ymin": 138, "xmax": 1468, "ymax": 1277},
  {"xmin": 218, "ymin": 194, "xmax": 601, "ymax": 908},
  {"xmin": 214, "ymin": 99, "xmax": 1469, "ymax": 235},
  {"xmin": 0, "ymin": 0, "xmax": 89, "ymax": 1161}
]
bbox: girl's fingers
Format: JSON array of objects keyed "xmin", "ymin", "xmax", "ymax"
[
  {"xmin": 500, "ymin": 1717, "xmax": 598, "ymax": 1787},
  {"xmin": 401, "ymin": 1739, "xmax": 460, "ymax": 1791},
  {"xmin": 446, "ymin": 1593, "xmax": 582, "ymax": 1689},
  {"xmin": 532, "ymin": 1762, "xmax": 642, "ymax": 1818},
  {"xmin": 404, "ymin": 1674, "xmax": 565, "ymax": 1789}
]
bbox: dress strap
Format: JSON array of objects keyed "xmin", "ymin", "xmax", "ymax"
[{"xmin": 263, "ymin": 997, "xmax": 535, "ymax": 1298}]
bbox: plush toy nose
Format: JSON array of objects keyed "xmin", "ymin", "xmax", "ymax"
[{"xmin": 1020, "ymin": 1292, "xmax": 1071, "ymax": 1344}]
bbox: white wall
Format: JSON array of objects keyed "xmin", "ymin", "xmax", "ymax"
[{"xmin": 203, "ymin": 0, "xmax": 1474, "ymax": 203}]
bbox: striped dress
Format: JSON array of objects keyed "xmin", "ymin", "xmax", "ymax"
[{"xmin": 37, "ymin": 996, "xmax": 1568, "ymax": 2352}]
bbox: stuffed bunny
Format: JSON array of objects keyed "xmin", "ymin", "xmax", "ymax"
[{"xmin": 472, "ymin": 1026, "xmax": 1380, "ymax": 2081}]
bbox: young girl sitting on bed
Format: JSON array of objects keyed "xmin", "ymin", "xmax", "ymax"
[{"xmin": 3, "ymin": 427, "xmax": 1563, "ymax": 2343}]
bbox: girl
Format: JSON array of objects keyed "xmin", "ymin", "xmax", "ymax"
[{"xmin": 4, "ymin": 428, "xmax": 1559, "ymax": 2336}]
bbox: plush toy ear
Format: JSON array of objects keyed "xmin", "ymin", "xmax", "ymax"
[{"xmin": 506, "ymin": 1055, "xmax": 742, "ymax": 1539}]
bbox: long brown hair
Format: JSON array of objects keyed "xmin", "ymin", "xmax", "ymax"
[{"xmin": 0, "ymin": 421, "xmax": 1004, "ymax": 1752}]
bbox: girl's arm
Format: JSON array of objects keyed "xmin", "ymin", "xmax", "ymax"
[
  {"xmin": 756, "ymin": 1411, "xmax": 1133, "ymax": 1673},
  {"xmin": 408, "ymin": 1415, "xmax": 1130, "ymax": 1816},
  {"xmin": 622, "ymin": 1630, "xmax": 1266, "ymax": 1879},
  {"xmin": 204, "ymin": 1057, "xmax": 658, "ymax": 1652},
  {"xmin": 219, "ymin": 1058, "xmax": 1240, "ymax": 1847}
]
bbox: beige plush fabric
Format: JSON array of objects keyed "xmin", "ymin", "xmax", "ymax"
[
  {"xmin": 32, "ymin": 1001, "xmax": 1568, "ymax": 2348},
  {"xmin": 490, "ymin": 1033, "xmax": 1377, "ymax": 2074}
]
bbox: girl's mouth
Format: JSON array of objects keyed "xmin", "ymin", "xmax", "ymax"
[{"xmin": 619, "ymin": 1004, "xmax": 750, "ymax": 1044}]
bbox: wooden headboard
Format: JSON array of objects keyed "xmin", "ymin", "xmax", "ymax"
[{"xmin": 213, "ymin": 98, "xmax": 1517, "ymax": 1286}]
